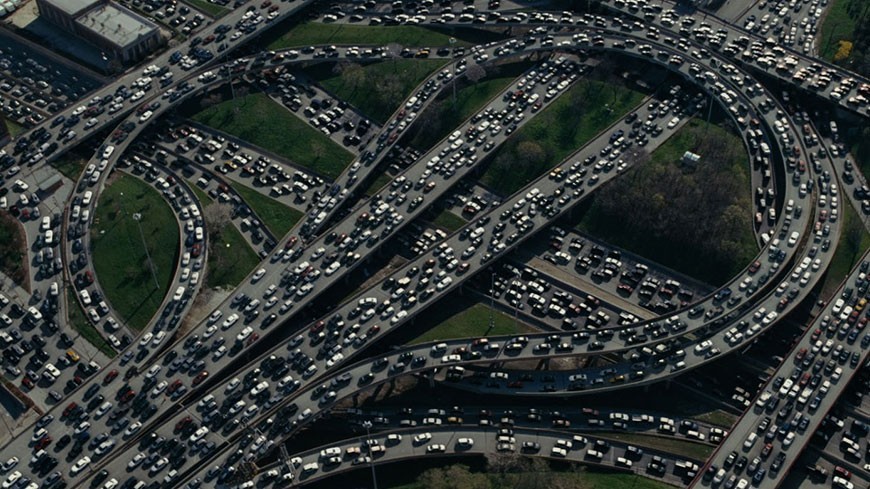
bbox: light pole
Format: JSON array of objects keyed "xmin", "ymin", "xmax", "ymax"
[
  {"xmin": 362, "ymin": 421, "xmax": 379, "ymax": 489},
  {"xmin": 119, "ymin": 192, "xmax": 159, "ymax": 291},
  {"xmin": 133, "ymin": 212, "xmax": 160, "ymax": 291},
  {"xmin": 450, "ymin": 37, "xmax": 457, "ymax": 105}
]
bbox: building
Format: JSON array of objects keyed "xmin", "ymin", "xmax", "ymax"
[{"xmin": 35, "ymin": 0, "xmax": 161, "ymax": 64}]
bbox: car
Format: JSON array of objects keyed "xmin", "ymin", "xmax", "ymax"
[
  {"xmin": 70, "ymin": 457, "xmax": 91, "ymax": 475},
  {"xmin": 426, "ymin": 444, "xmax": 445, "ymax": 453}
]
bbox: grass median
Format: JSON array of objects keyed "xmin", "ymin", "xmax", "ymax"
[
  {"xmin": 196, "ymin": 191, "xmax": 260, "ymax": 290},
  {"xmin": 481, "ymin": 78, "xmax": 645, "ymax": 196},
  {"xmin": 66, "ymin": 288, "xmax": 116, "ymax": 358},
  {"xmin": 819, "ymin": 199, "xmax": 870, "ymax": 300},
  {"xmin": 308, "ymin": 58, "xmax": 448, "ymax": 124},
  {"xmin": 228, "ymin": 182, "xmax": 302, "ymax": 238},
  {"xmin": 191, "ymin": 91, "xmax": 354, "ymax": 179},
  {"xmin": 432, "ymin": 209, "xmax": 466, "ymax": 232},
  {"xmin": 91, "ymin": 175, "xmax": 179, "ymax": 331},
  {"xmin": 410, "ymin": 302, "xmax": 535, "ymax": 344},
  {"xmin": 598, "ymin": 432, "xmax": 714, "ymax": 461},
  {"xmin": 183, "ymin": 0, "xmax": 229, "ymax": 18},
  {"xmin": 268, "ymin": 23, "xmax": 500, "ymax": 50}
]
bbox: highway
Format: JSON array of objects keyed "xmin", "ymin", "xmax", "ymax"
[
  {"xmin": 250, "ymin": 425, "xmax": 703, "ymax": 487},
  {"xmin": 692, "ymin": 249, "xmax": 870, "ymax": 489},
  {"xmin": 0, "ymin": 0, "xmax": 866, "ymax": 486},
  {"xmin": 162, "ymin": 25, "xmax": 833, "ymax": 487},
  {"xmin": 6, "ymin": 21, "xmax": 820, "ymax": 488}
]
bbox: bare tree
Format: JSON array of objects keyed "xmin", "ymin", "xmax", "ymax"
[
  {"xmin": 200, "ymin": 91, "xmax": 224, "ymax": 111},
  {"xmin": 338, "ymin": 62, "xmax": 366, "ymax": 96},
  {"xmin": 203, "ymin": 202, "xmax": 233, "ymax": 242}
]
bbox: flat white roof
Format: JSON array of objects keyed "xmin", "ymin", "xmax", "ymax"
[
  {"xmin": 75, "ymin": 3, "xmax": 157, "ymax": 49},
  {"xmin": 42, "ymin": 0, "xmax": 99, "ymax": 16}
]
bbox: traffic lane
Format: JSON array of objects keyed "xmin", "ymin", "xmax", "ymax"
[
  {"xmin": 239, "ymin": 426, "xmax": 700, "ymax": 488},
  {"xmin": 5, "ymin": 0, "xmax": 323, "ymax": 166},
  {"xmin": 10, "ymin": 25, "xmax": 808, "ymax": 476},
  {"xmin": 151, "ymin": 124, "xmax": 325, "ymax": 215},
  {"xmin": 156, "ymin": 120, "xmax": 327, "ymax": 212},
  {"xmin": 112, "ymin": 56, "xmax": 592, "ymax": 468},
  {"xmin": 11, "ymin": 164, "xmax": 209, "ymax": 478},
  {"xmin": 597, "ymin": 0, "xmax": 869, "ymax": 118},
  {"xmin": 26, "ymin": 52, "xmax": 577, "ymax": 486},
  {"xmin": 346, "ymin": 404, "xmax": 727, "ymax": 441},
  {"xmin": 133, "ymin": 32, "xmax": 816, "ymax": 468},
  {"xmin": 694, "ymin": 249, "xmax": 870, "ymax": 489}
]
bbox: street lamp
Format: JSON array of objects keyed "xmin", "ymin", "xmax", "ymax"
[
  {"xmin": 449, "ymin": 37, "xmax": 457, "ymax": 104},
  {"xmin": 362, "ymin": 421, "xmax": 379, "ymax": 489}
]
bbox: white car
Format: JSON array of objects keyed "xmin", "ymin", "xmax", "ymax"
[
  {"xmin": 252, "ymin": 268, "xmax": 266, "ymax": 282},
  {"xmin": 71, "ymin": 457, "xmax": 91, "ymax": 475},
  {"xmin": 124, "ymin": 422, "xmax": 142, "ymax": 437},
  {"xmin": 127, "ymin": 452, "xmax": 146, "ymax": 469},
  {"xmin": 413, "ymin": 432, "xmax": 432, "ymax": 444}
]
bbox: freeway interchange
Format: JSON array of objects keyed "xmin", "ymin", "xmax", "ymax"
[{"xmin": 0, "ymin": 0, "xmax": 869, "ymax": 488}]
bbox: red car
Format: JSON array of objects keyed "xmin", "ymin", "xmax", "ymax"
[
  {"xmin": 62, "ymin": 402, "xmax": 78, "ymax": 418},
  {"xmin": 192, "ymin": 371, "xmax": 209, "ymax": 386},
  {"xmin": 21, "ymin": 377, "xmax": 33, "ymax": 389},
  {"xmin": 34, "ymin": 436, "xmax": 52, "ymax": 450},
  {"xmin": 103, "ymin": 369, "xmax": 118, "ymax": 385},
  {"xmin": 120, "ymin": 389, "xmax": 136, "ymax": 403},
  {"xmin": 167, "ymin": 380, "xmax": 183, "ymax": 394},
  {"xmin": 175, "ymin": 416, "xmax": 192, "ymax": 433}
]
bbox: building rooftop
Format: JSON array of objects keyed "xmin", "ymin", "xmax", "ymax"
[
  {"xmin": 41, "ymin": 0, "xmax": 99, "ymax": 16},
  {"xmin": 75, "ymin": 3, "xmax": 157, "ymax": 49}
]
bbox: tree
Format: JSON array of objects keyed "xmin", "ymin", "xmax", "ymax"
[
  {"xmin": 337, "ymin": 62, "xmax": 366, "ymax": 95},
  {"xmin": 417, "ymin": 464, "xmax": 491, "ymax": 489},
  {"xmin": 835, "ymin": 40, "xmax": 854, "ymax": 62}
]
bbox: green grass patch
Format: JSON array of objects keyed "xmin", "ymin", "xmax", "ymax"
[
  {"xmin": 692, "ymin": 409, "xmax": 738, "ymax": 428},
  {"xmin": 49, "ymin": 155, "xmax": 87, "ymax": 180},
  {"xmin": 0, "ymin": 213, "xmax": 27, "ymax": 289},
  {"xmin": 191, "ymin": 92, "xmax": 353, "ymax": 179},
  {"xmin": 228, "ymin": 182, "xmax": 302, "ymax": 238},
  {"xmin": 819, "ymin": 199, "xmax": 870, "ymax": 300},
  {"xmin": 410, "ymin": 302, "xmax": 535, "ymax": 345},
  {"xmin": 268, "ymin": 23, "xmax": 492, "ymax": 50},
  {"xmin": 362, "ymin": 172, "xmax": 392, "ymax": 197},
  {"xmin": 204, "ymin": 210, "xmax": 260, "ymax": 289},
  {"xmin": 183, "ymin": 0, "xmax": 229, "ymax": 17},
  {"xmin": 91, "ymin": 176, "xmax": 180, "ymax": 331},
  {"xmin": 308, "ymin": 58, "xmax": 448, "ymax": 125},
  {"xmin": 5, "ymin": 120, "xmax": 24, "ymax": 139},
  {"xmin": 481, "ymin": 79, "xmax": 644, "ymax": 196},
  {"xmin": 599, "ymin": 433, "xmax": 714, "ymax": 461},
  {"xmin": 66, "ymin": 288, "xmax": 116, "ymax": 358},
  {"xmin": 432, "ymin": 209, "xmax": 466, "ymax": 232},
  {"xmin": 407, "ymin": 62, "xmax": 532, "ymax": 151},
  {"xmin": 575, "ymin": 117, "xmax": 756, "ymax": 285},
  {"xmin": 818, "ymin": 0, "xmax": 861, "ymax": 60}
]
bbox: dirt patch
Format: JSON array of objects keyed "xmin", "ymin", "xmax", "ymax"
[
  {"xmin": 179, "ymin": 286, "xmax": 231, "ymax": 335},
  {"xmin": 0, "ymin": 212, "xmax": 29, "ymax": 292}
]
